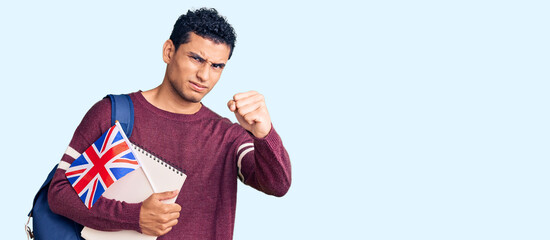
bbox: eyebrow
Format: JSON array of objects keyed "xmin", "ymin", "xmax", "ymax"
[{"xmin": 188, "ymin": 51, "xmax": 226, "ymax": 68}]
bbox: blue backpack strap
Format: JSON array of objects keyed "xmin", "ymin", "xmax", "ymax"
[
  {"xmin": 107, "ymin": 94, "xmax": 134, "ymax": 138},
  {"xmin": 28, "ymin": 164, "xmax": 59, "ymax": 217}
]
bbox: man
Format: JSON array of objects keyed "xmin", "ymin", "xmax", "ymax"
[{"xmin": 48, "ymin": 8, "xmax": 291, "ymax": 239}]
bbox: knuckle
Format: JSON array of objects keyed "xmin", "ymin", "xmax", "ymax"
[
  {"xmin": 236, "ymin": 100, "xmax": 245, "ymax": 108},
  {"xmin": 161, "ymin": 223, "xmax": 172, "ymax": 230},
  {"xmin": 151, "ymin": 193, "xmax": 162, "ymax": 200}
]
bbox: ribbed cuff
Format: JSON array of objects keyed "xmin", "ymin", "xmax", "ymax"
[
  {"xmin": 251, "ymin": 124, "xmax": 281, "ymax": 150},
  {"xmin": 120, "ymin": 201, "xmax": 143, "ymax": 232},
  {"xmin": 91, "ymin": 197, "xmax": 143, "ymax": 232}
]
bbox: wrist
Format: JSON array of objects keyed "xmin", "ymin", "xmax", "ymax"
[{"xmin": 252, "ymin": 123, "xmax": 272, "ymax": 139}]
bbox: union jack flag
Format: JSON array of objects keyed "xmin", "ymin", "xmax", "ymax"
[{"xmin": 65, "ymin": 122, "xmax": 139, "ymax": 209}]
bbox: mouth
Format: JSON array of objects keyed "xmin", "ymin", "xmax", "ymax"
[{"xmin": 189, "ymin": 81, "xmax": 208, "ymax": 92}]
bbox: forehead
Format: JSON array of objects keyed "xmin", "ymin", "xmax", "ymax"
[{"xmin": 178, "ymin": 32, "xmax": 231, "ymax": 63}]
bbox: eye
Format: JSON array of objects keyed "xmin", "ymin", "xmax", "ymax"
[
  {"xmin": 212, "ymin": 64, "xmax": 225, "ymax": 70},
  {"xmin": 189, "ymin": 55, "xmax": 204, "ymax": 63}
]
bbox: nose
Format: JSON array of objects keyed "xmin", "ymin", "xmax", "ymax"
[{"xmin": 197, "ymin": 64, "xmax": 210, "ymax": 82}]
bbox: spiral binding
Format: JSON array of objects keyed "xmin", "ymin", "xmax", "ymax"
[{"xmin": 131, "ymin": 144, "xmax": 185, "ymax": 176}]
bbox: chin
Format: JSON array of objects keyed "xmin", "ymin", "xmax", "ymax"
[
  {"xmin": 180, "ymin": 91, "xmax": 205, "ymax": 103},
  {"xmin": 187, "ymin": 97, "xmax": 202, "ymax": 103}
]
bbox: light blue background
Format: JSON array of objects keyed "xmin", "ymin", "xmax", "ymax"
[{"xmin": 1, "ymin": 1, "xmax": 548, "ymax": 239}]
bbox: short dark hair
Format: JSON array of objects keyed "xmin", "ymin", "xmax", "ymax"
[{"xmin": 169, "ymin": 8, "xmax": 237, "ymax": 59}]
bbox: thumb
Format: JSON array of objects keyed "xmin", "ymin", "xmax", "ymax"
[
  {"xmin": 227, "ymin": 99, "xmax": 236, "ymax": 112},
  {"xmin": 153, "ymin": 190, "xmax": 179, "ymax": 201}
]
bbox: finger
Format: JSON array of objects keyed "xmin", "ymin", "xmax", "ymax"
[
  {"xmin": 233, "ymin": 90, "xmax": 258, "ymax": 101},
  {"xmin": 241, "ymin": 110, "xmax": 267, "ymax": 125},
  {"xmin": 155, "ymin": 219, "xmax": 178, "ymax": 235},
  {"xmin": 158, "ymin": 211, "xmax": 180, "ymax": 224},
  {"xmin": 154, "ymin": 190, "xmax": 179, "ymax": 201},
  {"xmin": 165, "ymin": 219, "xmax": 179, "ymax": 228},
  {"xmin": 157, "ymin": 226, "xmax": 173, "ymax": 236},
  {"xmin": 160, "ymin": 203, "xmax": 182, "ymax": 214},
  {"xmin": 236, "ymin": 101, "xmax": 263, "ymax": 120},
  {"xmin": 227, "ymin": 99, "xmax": 236, "ymax": 112},
  {"xmin": 234, "ymin": 93, "xmax": 264, "ymax": 109},
  {"xmin": 167, "ymin": 211, "xmax": 181, "ymax": 220}
]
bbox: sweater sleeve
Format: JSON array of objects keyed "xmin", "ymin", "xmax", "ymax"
[
  {"xmin": 236, "ymin": 125, "xmax": 292, "ymax": 197},
  {"xmin": 47, "ymin": 98, "xmax": 142, "ymax": 232}
]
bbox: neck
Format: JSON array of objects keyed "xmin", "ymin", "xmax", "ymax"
[{"xmin": 142, "ymin": 84, "xmax": 202, "ymax": 115}]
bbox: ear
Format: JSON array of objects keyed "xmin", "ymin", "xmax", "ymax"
[{"xmin": 162, "ymin": 39, "xmax": 176, "ymax": 64}]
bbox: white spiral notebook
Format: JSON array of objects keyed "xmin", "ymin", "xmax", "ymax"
[{"xmin": 81, "ymin": 144, "xmax": 187, "ymax": 240}]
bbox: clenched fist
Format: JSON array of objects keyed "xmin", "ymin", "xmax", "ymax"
[{"xmin": 227, "ymin": 91, "xmax": 272, "ymax": 138}]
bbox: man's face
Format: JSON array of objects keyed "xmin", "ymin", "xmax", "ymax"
[{"xmin": 164, "ymin": 32, "xmax": 231, "ymax": 103}]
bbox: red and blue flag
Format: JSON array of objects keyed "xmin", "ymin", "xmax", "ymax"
[{"xmin": 65, "ymin": 122, "xmax": 139, "ymax": 209}]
